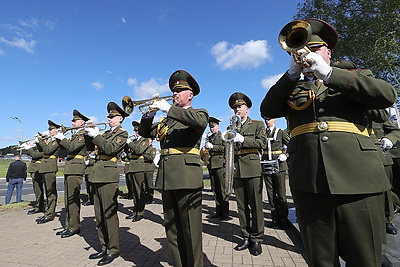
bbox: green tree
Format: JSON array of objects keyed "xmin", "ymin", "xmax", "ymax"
[{"xmin": 295, "ymin": 0, "xmax": 400, "ymax": 92}]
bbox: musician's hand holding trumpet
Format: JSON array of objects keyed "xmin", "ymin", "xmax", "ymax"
[{"xmin": 288, "ymin": 49, "xmax": 332, "ymax": 82}]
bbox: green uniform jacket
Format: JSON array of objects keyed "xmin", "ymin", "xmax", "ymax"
[
  {"xmin": 143, "ymin": 145, "xmax": 157, "ymax": 172},
  {"xmin": 91, "ymin": 126, "xmax": 128, "ymax": 183},
  {"xmin": 27, "ymin": 147, "xmax": 44, "ymax": 173},
  {"xmin": 208, "ymin": 132, "xmax": 225, "ymax": 169},
  {"xmin": 233, "ymin": 117, "xmax": 267, "ymax": 178},
  {"xmin": 125, "ymin": 137, "xmax": 152, "ymax": 173},
  {"xmin": 59, "ymin": 130, "xmax": 87, "ymax": 175},
  {"xmin": 261, "ymin": 67, "xmax": 397, "ymax": 194},
  {"xmin": 36, "ymin": 139, "xmax": 60, "ymax": 174},
  {"xmin": 139, "ymin": 105, "xmax": 209, "ymax": 190},
  {"xmin": 262, "ymin": 128, "xmax": 290, "ymax": 172}
]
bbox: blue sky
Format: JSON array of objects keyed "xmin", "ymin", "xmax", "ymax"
[{"xmin": 0, "ymin": 0, "xmax": 301, "ymax": 148}]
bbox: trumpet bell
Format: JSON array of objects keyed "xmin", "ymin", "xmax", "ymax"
[
  {"xmin": 122, "ymin": 96, "xmax": 134, "ymax": 115},
  {"xmin": 279, "ymin": 20, "xmax": 312, "ymax": 52}
]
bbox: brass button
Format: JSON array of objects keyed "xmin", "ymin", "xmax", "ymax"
[
  {"xmin": 317, "ymin": 121, "xmax": 328, "ymax": 131},
  {"xmin": 321, "ymin": 136, "xmax": 329, "ymax": 142},
  {"xmin": 318, "ymin": 108, "xmax": 325, "ymax": 113}
]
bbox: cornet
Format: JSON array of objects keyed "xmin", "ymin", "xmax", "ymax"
[
  {"xmin": 278, "ymin": 20, "xmax": 313, "ymax": 68},
  {"xmin": 61, "ymin": 122, "xmax": 108, "ymax": 133},
  {"xmin": 122, "ymin": 95, "xmax": 174, "ymax": 114}
]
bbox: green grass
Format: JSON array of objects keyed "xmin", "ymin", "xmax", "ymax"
[{"xmin": 0, "ymin": 159, "xmax": 64, "ymax": 177}]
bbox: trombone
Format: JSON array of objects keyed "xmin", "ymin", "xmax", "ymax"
[
  {"xmin": 122, "ymin": 95, "xmax": 174, "ymax": 114},
  {"xmin": 278, "ymin": 20, "xmax": 313, "ymax": 68}
]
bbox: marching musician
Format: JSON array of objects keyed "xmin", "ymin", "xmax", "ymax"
[
  {"xmin": 260, "ymin": 19, "xmax": 397, "ymax": 266},
  {"xmin": 85, "ymin": 102, "xmax": 128, "ymax": 266},
  {"xmin": 261, "ymin": 117, "xmax": 290, "ymax": 230},
  {"xmin": 228, "ymin": 92, "xmax": 266, "ymax": 256},
  {"xmin": 143, "ymin": 139, "xmax": 157, "ymax": 205},
  {"xmin": 205, "ymin": 117, "xmax": 229, "ymax": 220},
  {"xmin": 21, "ymin": 143, "xmax": 45, "ymax": 215},
  {"xmin": 54, "ymin": 109, "xmax": 90, "ymax": 238},
  {"xmin": 139, "ymin": 70, "xmax": 208, "ymax": 267},
  {"xmin": 124, "ymin": 121, "xmax": 152, "ymax": 222},
  {"xmin": 35, "ymin": 120, "xmax": 61, "ymax": 224}
]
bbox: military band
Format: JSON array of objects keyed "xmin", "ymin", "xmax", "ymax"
[{"xmin": 10, "ymin": 18, "xmax": 399, "ymax": 267}]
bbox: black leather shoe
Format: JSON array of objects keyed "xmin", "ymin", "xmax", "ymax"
[
  {"xmin": 125, "ymin": 214, "xmax": 135, "ymax": 219},
  {"xmin": 381, "ymin": 255, "xmax": 393, "ymax": 267},
  {"xmin": 82, "ymin": 201, "xmax": 93, "ymax": 206},
  {"xmin": 210, "ymin": 213, "xmax": 221, "ymax": 219},
  {"xmin": 56, "ymin": 229, "xmax": 68, "ymax": 235},
  {"xmin": 234, "ymin": 239, "xmax": 250, "ymax": 251},
  {"xmin": 386, "ymin": 223, "xmax": 398, "ymax": 235},
  {"xmin": 89, "ymin": 250, "xmax": 106, "ymax": 260},
  {"xmin": 27, "ymin": 209, "xmax": 41, "ymax": 215},
  {"xmin": 37, "ymin": 217, "xmax": 54, "ymax": 224},
  {"xmin": 249, "ymin": 241, "xmax": 262, "ymax": 256},
  {"xmin": 97, "ymin": 253, "xmax": 119, "ymax": 266},
  {"xmin": 266, "ymin": 220, "xmax": 280, "ymax": 228},
  {"xmin": 61, "ymin": 229, "xmax": 80, "ymax": 238},
  {"xmin": 35, "ymin": 216, "xmax": 45, "ymax": 222},
  {"xmin": 132, "ymin": 215, "xmax": 144, "ymax": 222},
  {"xmin": 219, "ymin": 215, "xmax": 232, "ymax": 221}
]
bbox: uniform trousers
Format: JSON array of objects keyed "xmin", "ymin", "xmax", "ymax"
[
  {"xmin": 64, "ymin": 174, "xmax": 83, "ymax": 231},
  {"xmin": 208, "ymin": 167, "xmax": 229, "ymax": 217},
  {"xmin": 93, "ymin": 182, "xmax": 120, "ymax": 255},
  {"xmin": 263, "ymin": 171, "xmax": 288, "ymax": 223},
  {"xmin": 32, "ymin": 171, "xmax": 45, "ymax": 211},
  {"xmin": 163, "ymin": 188, "xmax": 203, "ymax": 267},
  {"xmin": 234, "ymin": 177, "xmax": 264, "ymax": 242},
  {"xmin": 132, "ymin": 172, "xmax": 146, "ymax": 216},
  {"xmin": 42, "ymin": 172, "xmax": 57, "ymax": 219},
  {"xmin": 126, "ymin": 173, "xmax": 135, "ymax": 204},
  {"xmin": 84, "ymin": 171, "xmax": 94, "ymax": 204},
  {"xmin": 292, "ymin": 189, "xmax": 385, "ymax": 267},
  {"xmin": 144, "ymin": 170, "xmax": 154, "ymax": 202}
]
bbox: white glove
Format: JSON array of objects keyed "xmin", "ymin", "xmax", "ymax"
[
  {"xmin": 277, "ymin": 154, "xmax": 287, "ymax": 162},
  {"xmin": 126, "ymin": 138, "xmax": 132, "ymax": 144},
  {"xmin": 84, "ymin": 160, "xmax": 89, "ymax": 166},
  {"xmin": 34, "ymin": 136, "xmax": 40, "ymax": 143},
  {"xmin": 149, "ymin": 99, "xmax": 171, "ymax": 113},
  {"xmin": 381, "ymin": 138, "xmax": 393, "ymax": 150},
  {"xmin": 205, "ymin": 142, "xmax": 213, "ymax": 149},
  {"xmin": 54, "ymin": 132, "xmax": 66, "ymax": 140},
  {"xmin": 302, "ymin": 52, "xmax": 332, "ymax": 81},
  {"xmin": 85, "ymin": 126, "xmax": 100, "ymax": 138},
  {"xmin": 89, "ymin": 153, "xmax": 96, "ymax": 159},
  {"xmin": 288, "ymin": 55, "xmax": 302, "ymax": 80},
  {"xmin": 233, "ymin": 133, "xmax": 244, "ymax": 143}
]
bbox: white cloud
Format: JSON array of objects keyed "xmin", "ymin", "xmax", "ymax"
[
  {"xmin": 121, "ymin": 17, "xmax": 127, "ymax": 24},
  {"xmin": 18, "ymin": 18, "xmax": 39, "ymax": 28},
  {"xmin": 128, "ymin": 77, "xmax": 169, "ymax": 99},
  {"xmin": 0, "ymin": 37, "xmax": 36, "ymax": 54},
  {"xmin": 261, "ymin": 73, "xmax": 284, "ymax": 90},
  {"xmin": 51, "ymin": 112, "xmax": 60, "ymax": 117},
  {"xmin": 91, "ymin": 82, "xmax": 104, "ymax": 91},
  {"xmin": 211, "ymin": 40, "xmax": 271, "ymax": 70}
]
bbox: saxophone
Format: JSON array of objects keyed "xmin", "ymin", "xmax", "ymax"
[{"xmin": 221, "ymin": 114, "xmax": 242, "ymax": 195}]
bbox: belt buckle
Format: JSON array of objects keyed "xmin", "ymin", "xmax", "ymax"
[
  {"xmin": 317, "ymin": 121, "xmax": 328, "ymax": 131},
  {"xmin": 163, "ymin": 148, "xmax": 169, "ymax": 155}
]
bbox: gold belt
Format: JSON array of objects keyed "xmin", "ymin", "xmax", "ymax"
[
  {"xmin": 32, "ymin": 160, "xmax": 42, "ymax": 163},
  {"xmin": 235, "ymin": 149, "xmax": 259, "ymax": 155},
  {"xmin": 210, "ymin": 152, "xmax": 224, "ymax": 156},
  {"xmin": 99, "ymin": 155, "xmax": 118, "ymax": 162},
  {"xmin": 290, "ymin": 121, "xmax": 372, "ymax": 138},
  {"xmin": 160, "ymin": 147, "xmax": 199, "ymax": 156},
  {"xmin": 263, "ymin": 150, "xmax": 283, "ymax": 155},
  {"xmin": 131, "ymin": 155, "xmax": 144, "ymax": 159},
  {"xmin": 43, "ymin": 155, "xmax": 57, "ymax": 159},
  {"xmin": 67, "ymin": 155, "xmax": 84, "ymax": 159}
]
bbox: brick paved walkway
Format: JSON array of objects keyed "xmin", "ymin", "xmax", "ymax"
[{"xmin": 0, "ymin": 187, "xmax": 307, "ymax": 267}]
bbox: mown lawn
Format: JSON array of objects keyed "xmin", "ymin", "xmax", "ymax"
[{"xmin": 0, "ymin": 159, "xmax": 64, "ymax": 177}]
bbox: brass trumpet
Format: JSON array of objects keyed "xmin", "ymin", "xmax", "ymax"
[
  {"xmin": 122, "ymin": 95, "xmax": 174, "ymax": 114},
  {"xmin": 61, "ymin": 122, "xmax": 108, "ymax": 133},
  {"xmin": 278, "ymin": 20, "xmax": 313, "ymax": 67}
]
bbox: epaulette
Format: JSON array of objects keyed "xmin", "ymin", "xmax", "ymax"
[{"xmin": 119, "ymin": 128, "xmax": 126, "ymax": 131}]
